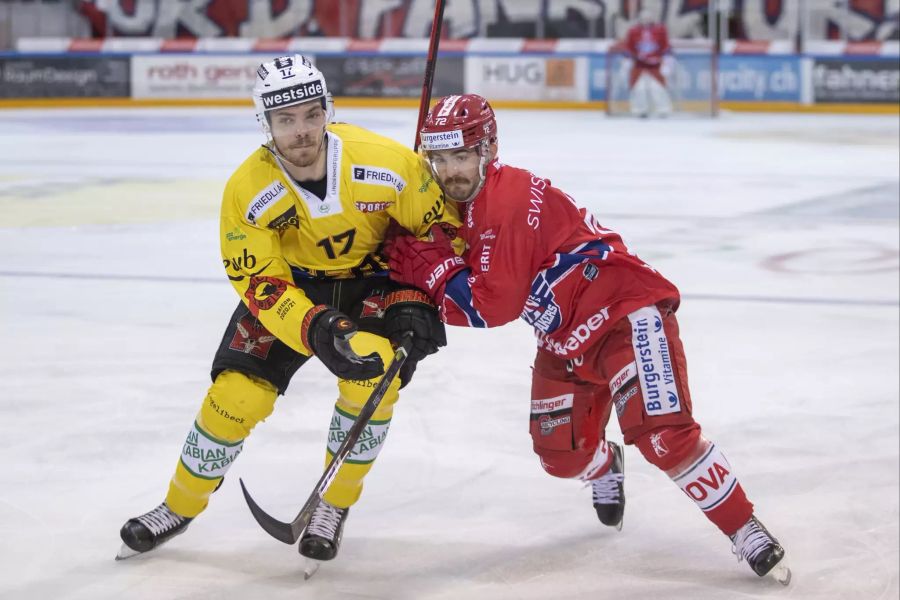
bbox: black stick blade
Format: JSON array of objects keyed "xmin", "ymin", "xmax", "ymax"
[{"xmin": 239, "ymin": 478, "xmax": 305, "ymax": 544}]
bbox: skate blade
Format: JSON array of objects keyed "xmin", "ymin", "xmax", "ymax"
[
  {"xmin": 302, "ymin": 558, "xmax": 321, "ymax": 580},
  {"xmin": 115, "ymin": 543, "xmax": 141, "ymax": 561},
  {"xmin": 768, "ymin": 562, "xmax": 792, "ymax": 586}
]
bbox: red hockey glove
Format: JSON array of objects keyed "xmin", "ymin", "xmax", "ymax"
[{"xmin": 386, "ymin": 226, "xmax": 466, "ymax": 303}]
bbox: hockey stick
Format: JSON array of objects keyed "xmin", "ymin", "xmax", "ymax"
[
  {"xmin": 239, "ymin": 334, "xmax": 413, "ymax": 545},
  {"xmin": 413, "ymin": 0, "xmax": 446, "ymax": 151}
]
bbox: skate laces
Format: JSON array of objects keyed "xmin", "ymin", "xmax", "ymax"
[
  {"xmin": 731, "ymin": 518, "xmax": 772, "ymax": 564},
  {"xmin": 306, "ymin": 501, "xmax": 346, "ymax": 540},
  {"xmin": 588, "ymin": 471, "xmax": 624, "ymax": 505},
  {"xmin": 136, "ymin": 503, "xmax": 186, "ymax": 536}
]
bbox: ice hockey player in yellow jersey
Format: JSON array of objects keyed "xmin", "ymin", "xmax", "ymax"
[{"xmin": 118, "ymin": 55, "xmax": 458, "ymax": 565}]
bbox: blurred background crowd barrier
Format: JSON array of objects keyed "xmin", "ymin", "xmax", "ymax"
[
  {"xmin": 2, "ymin": 0, "xmax": 898, "ymax": 44},
  {"xmin": 0, "ymin": 0, "xmax": 897, "ymax": 111}
]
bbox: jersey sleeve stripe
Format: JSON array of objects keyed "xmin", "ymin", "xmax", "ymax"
[
  {"xmin": 543, "ymin": 239, "xmax": 615, "ymax": 286},
  {"xmin": 443, "ymin": 269, "xmax": 487, "ymax": 328}
]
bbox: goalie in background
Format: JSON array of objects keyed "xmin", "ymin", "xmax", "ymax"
[{"xmin": 623, "ymin": 9, "xmax": 675, "ymax": 118}]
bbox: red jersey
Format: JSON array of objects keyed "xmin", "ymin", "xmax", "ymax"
[
  {"xmin": 440, "ymin": 160, "xmax": 680, "ymax": 359},
  {"xmin": 625, "ymin": 23, "xmax": 670, "ymax": 67}
]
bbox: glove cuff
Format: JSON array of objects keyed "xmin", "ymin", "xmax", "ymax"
[
  {"xmin": 426, "ymin": 256, "xmax": 466, "ymax": 303},
  {"xmin": 384, "ymin": 289, "xmax": 435, "ymax": 310},
  {"xmin": 300, "ymin": 304, "xmax": 331, "ymax": 353}
]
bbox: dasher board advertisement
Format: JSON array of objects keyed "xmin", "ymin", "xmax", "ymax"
[
  {"xmin": 813, "ymin": 57, "xmax": 900, "ymax": 104},
  {"xmin": 315, "ymin": 55, "xmax": 464, "ymax": 97},
  {"xmin": 132, "ymin": 54, "xmax": 280, "ymax": 99},
  {"xmin": 0, "ymin": 55, "xmax": 130, "ymax": 98},
  {"xmin": 466, "ymin": 56, "xmax": 588, "ymax": 102}
]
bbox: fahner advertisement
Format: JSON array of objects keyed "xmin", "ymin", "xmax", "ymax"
[{"xmin": 812, "ymin": 57, "xmax": 900, "ymax": 104}]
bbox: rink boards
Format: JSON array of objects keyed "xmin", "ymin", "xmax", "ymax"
[{"xmin": 1, "ymin": 38, "xmax": 898, "ymax": 113}]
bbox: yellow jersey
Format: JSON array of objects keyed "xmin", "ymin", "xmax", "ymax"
[{"xmin": 219, "ymin": 122, "xmax": 458, "ymax": 356}]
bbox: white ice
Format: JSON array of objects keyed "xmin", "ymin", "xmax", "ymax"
[{"xmin": 0, "ymin": 106, "xmax": 897, "ymax": 600}]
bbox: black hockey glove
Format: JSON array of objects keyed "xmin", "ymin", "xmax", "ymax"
[
  {"xmin": 302, "ymin": 306, "xmax": 385, "ymax": 381},
  {"xmin": 384, "ymin": 289, "xmax": 447, "ymax": 388}
]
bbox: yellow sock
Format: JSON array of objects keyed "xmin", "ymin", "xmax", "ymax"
[
  {"xmin": 321, "ymin": 332, "xmax": 400, "ymax": 509},
  {"xmin": 166, "ymin": 370, "xmax": 277, "ymax": 517}
]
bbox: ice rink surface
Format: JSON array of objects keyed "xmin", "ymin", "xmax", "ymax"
[{"xmin": 0, "ymin": 106, "xmax": 897, "ymax": 600}]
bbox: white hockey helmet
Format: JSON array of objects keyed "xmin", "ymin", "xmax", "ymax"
[{"xmin": 252, "ymin": 54, "xmax": 334, "ymax": 135}]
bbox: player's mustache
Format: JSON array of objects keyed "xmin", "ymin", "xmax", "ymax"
[{"xmin": 290, "ymin": 136, "xmax": 316, "ymax": 149}]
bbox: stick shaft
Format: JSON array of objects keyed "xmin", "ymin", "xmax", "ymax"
[{"xmin": 414, "ymin": 0, "xmax": 446, "ymax": 150}]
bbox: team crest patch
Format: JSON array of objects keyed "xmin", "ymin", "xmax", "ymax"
[
  {"xmin": 229, "ymin": 315, "xmax": 277, "ymax": 359},
  {"xmin": 351, "ymin": 165, "xmax": 406, "ymax": 192},
  {"xmin": 359, "ymin": 292, "xmax": 386, "ymax": 319},
  {"xmin": 522, "ymin": 273, "xmax": 562, "ymax": 334},
  {"xmin": 244, "ymin": 276, "xmax": 288, "ymax": 314}
]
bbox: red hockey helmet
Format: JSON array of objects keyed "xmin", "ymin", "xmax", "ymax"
[
  {"xmin": 419, "ymin": 94, "xmax": 498, "ymax": 152},
  {"xmin": 420, "ymin": 95, "xmax": 498, "ymax": 202}
]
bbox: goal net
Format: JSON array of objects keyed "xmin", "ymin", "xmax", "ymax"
[{"xmin": 605, "ymin": 39, "xmax": 719, "ymax": 117}]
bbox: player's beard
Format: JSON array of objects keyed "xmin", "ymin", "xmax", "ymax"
[{"xmin": 278, "ymin": 131, "xmax": 325, "ymax": 168}]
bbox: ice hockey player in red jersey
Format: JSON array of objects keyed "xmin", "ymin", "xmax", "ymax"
[
  {"xmin": 385, "ymin": 93, "xmax": 791, "ymax": 584},
  {"xmin": 623, "ymin": 9, "xmax": 675, "ymax": 117}
]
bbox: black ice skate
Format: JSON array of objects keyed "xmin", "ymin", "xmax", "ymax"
[
  {"xmin": 730, "ymin": 515, "xmax": 791, "ymax": 585},
  {"xmin": 299, "ymin": 500, "xmax": 349, "ymax": 562},
  {"xmin": 116, "ymin": 502, "xmax": 193, "ymax": 560},
  {"xmin": 590, "ymin": 441, "xmax": 625, "ymax": 530},
  {"xmin": 297, "ymin": 500, "xmax": 350, "ymax": 579}
]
